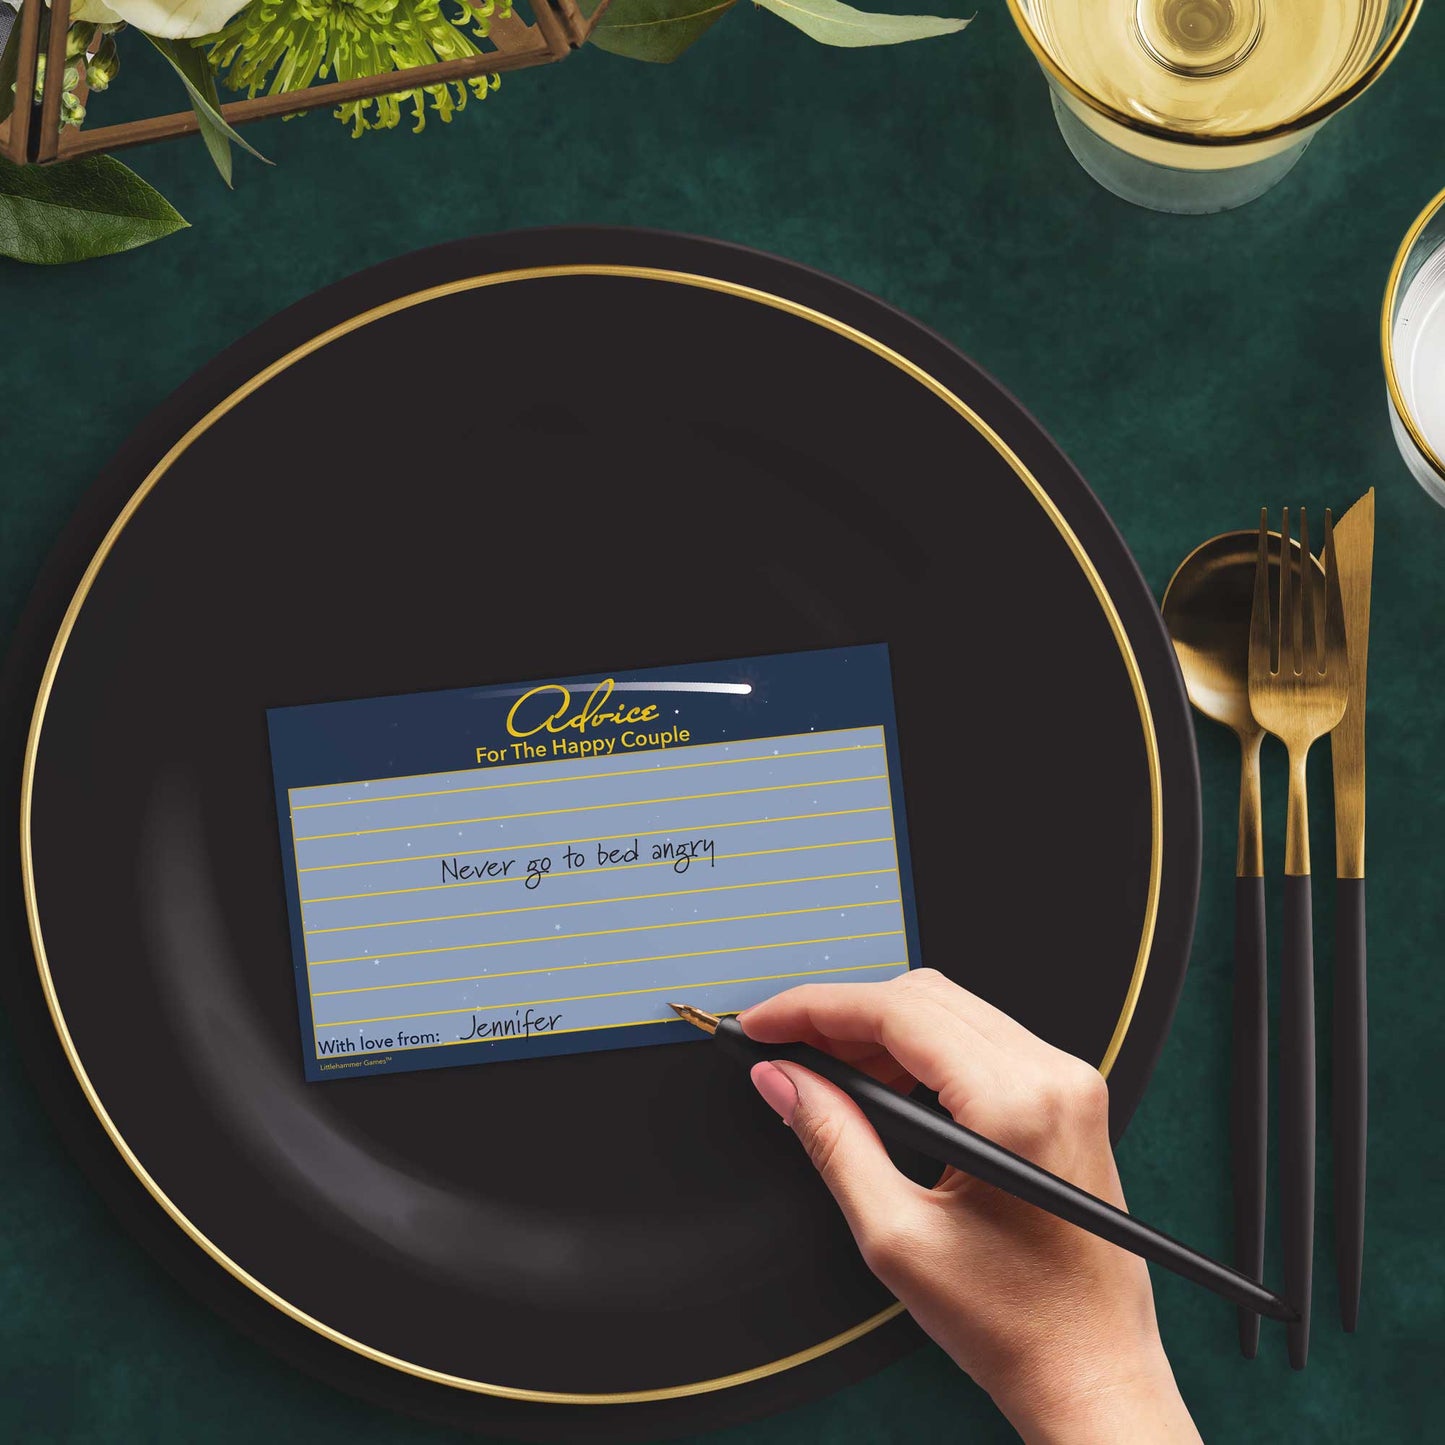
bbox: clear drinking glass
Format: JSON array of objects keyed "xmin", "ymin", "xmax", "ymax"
[
  {"xmin": 1005, "ymin": 2, "xmax": 1422, "ymax": 215},
  {"xmin": 1384, "ymin": 185, "xmax": 1445, "ymax": 507}
]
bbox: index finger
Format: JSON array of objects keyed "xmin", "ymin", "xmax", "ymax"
[
  {"xmin": 750, "ymin": 966, "xmax": 1057, "ymax": 1058},
  {"xmin": 739, "ymin": 972, "xmax": 1004, "ymax": 1104}
]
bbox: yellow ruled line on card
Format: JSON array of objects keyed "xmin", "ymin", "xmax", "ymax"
[
  {"xmin": 292, "ymin": 741, "xmax": 883, "ymax": 811},
  {"xmin": 293, "ymin": 774, "xmax": 886, "ymax": 843},
  {"xmin": 312, "ymin": 929, "xmax": 906, "ymax": 998},
  {"xmin": 296, "ymin": 806, "xmax": 890, "ymax": 876},
  {"xmin": 317, "ymin": 960, "xmax": 908, "ymax": 1031},
  {"xmin": 293, "ymin": 724, "xmax": 880, "ymax": 803},
  {"xmin": 878, "ymin": 742, "xmax": 914, "ymax": 971},
  {"xmin": 308, "ymin": 898, "xmax": 902, "ymax": 967},
  {"xmin": 302, "ymin": 836, "xmax": 894, "ymax": 906},
  {"xmin": 286, "ymin": 784, "xmax": 325, "ymax": 1058},
  {"xmin": 303, "ymin": 868, "xmax": 893, "ymax": 936}
]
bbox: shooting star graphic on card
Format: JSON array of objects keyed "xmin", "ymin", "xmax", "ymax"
[{"xmin": 267, "ymin": 645, "xmax": 920, "ymax": 1081}]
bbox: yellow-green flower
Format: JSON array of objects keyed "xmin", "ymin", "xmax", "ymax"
[{"xmin": 209, "ymin": 0, "xmax": 507, "ymax": 137}]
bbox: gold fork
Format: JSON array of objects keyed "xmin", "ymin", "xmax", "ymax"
[{"xmin": 1248, "ymin": 507, "xmax": 1349, "ymax": 1371}]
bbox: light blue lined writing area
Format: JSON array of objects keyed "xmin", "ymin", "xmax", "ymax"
[{"xmin": 286, "ymin": 726, "xmax": 910, "ymax": 1059}]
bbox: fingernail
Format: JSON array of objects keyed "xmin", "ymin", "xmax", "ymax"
[{"xmin": 750, "ymin": 1061, "xmax": 798, "ymax": 1125}]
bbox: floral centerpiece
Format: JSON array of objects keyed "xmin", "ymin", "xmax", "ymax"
[{"xmin": 0, "ymin": 0, "xmax": 970, "ymax": 263}]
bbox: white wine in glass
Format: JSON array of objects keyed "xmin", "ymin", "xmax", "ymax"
[{"xmin": 1007, "ymin": 1, "xmax": 1421, "ymax": 213}]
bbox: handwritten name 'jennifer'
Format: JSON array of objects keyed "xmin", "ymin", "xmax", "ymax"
[{"xmin": 461, "ymin": 1008, "xmax": 563, "ymax": 1040}]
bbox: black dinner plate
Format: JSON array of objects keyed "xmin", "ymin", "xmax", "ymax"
[{"xmin": 0, "ymin": 228, "xmax": 1200, "ymax": 1440}]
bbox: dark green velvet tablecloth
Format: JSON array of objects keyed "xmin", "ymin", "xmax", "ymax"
[{"xmin": 2, "ymin": 6, "xmax": 1442, "ymax": 1440}]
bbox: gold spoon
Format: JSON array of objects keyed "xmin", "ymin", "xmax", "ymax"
[{"xmin": 1163, "ymin": 530, "xmax": 1321, "ymax": 1360}]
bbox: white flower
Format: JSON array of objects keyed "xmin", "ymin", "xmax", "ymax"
[
  {"xmin": 67, "ymin": 0, "xmax": 125, "ymax": 24},
  {"xmin": 69, "ymin": 0, "xmax": 250, "ymax": 40}
]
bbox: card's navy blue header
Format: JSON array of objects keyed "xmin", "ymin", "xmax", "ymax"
[{"xmin": 269, "ymin": 645, "xmax": 905, "ymax": 788}]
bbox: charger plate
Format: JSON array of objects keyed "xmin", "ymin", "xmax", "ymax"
[{"xmin": 0, "ymin": 228, "xmax": 1200, "ymax": 1439}]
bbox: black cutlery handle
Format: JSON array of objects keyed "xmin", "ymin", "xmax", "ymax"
[
  {"xmin": 1232, "ymin": 875, "xmax": 1268, "ymax": 1359},
  {"xmin": 1334, "ymin": 877, "xmax": 1367, "ymax": 1333},
  {"xmin": 1280, "ymin": 872, "xmax": 1316, "ymax": 1369}
]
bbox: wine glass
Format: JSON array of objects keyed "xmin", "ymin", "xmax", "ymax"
[
  {"xmin": 1005, "ymin": 1, "xmax": 1422, "ymax": 214},
  {"xmin": 1384, "ymin": 185, "xmax": 1445, "ymax": 506}
]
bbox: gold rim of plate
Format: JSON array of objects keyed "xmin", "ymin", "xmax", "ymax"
[
  {"xmin": 1382, "ymin": 182, "xmax": 1445, "ymax": 484},
  {"xmin": 20, "ymin": 264, "xmax": 1163, "ymax": 1405},
  {"xmin": 1004, "ymin": 0, "xmax": 1424, "ymax": 149}
]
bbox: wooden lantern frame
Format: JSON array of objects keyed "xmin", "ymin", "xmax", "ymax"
[{"xmin": 0, "ymin": 0, "xmax": 613, "ymax": 165}]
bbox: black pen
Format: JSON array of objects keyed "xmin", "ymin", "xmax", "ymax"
[{"xmin": 669, "ymin": 1002, "xmax": 1297, "ymax": 1325}]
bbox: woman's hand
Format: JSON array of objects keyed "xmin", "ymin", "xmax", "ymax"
[{"xmin": 739, "ymin": 968, "xmax": 1201, "ymax": 1444}]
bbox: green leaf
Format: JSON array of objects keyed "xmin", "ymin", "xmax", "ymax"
[
  {"xmin": 754, "ymin": 0, "xmax": 970, "ymax": 47},
  {"xmin": 589, "ymin": 0, "xmax": 739, "ymax": 63},
  {"xmin": 145, "ymin": 33, "xmax": 270, "ymax": 186},
  {"xmin": 0, "ymin": 152, "xmax": 188, "ymax": 264}
]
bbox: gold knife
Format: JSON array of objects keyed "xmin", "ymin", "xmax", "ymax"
[{"xmin": 1330, "ymin": 486, "xmax": 1373, "ymax": 1333}]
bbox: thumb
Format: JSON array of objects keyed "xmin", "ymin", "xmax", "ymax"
[{"xmin": 751, "ymin": 1060, "xmax": 920, "ymax": 1251}]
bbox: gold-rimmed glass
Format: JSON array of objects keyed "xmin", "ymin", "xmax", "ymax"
[
  {"xmin": 1383, "ymin": 185, "xmax": 1445, "ymax": 506},
  {"xmin": 1005, "ymin": 1, "xmax": 1423, "ymax": 214}
]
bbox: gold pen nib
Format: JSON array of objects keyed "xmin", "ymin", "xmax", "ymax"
[{"xmin": 668, "ymin": 1001, "xmax": 720, "ymax": 1034}]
